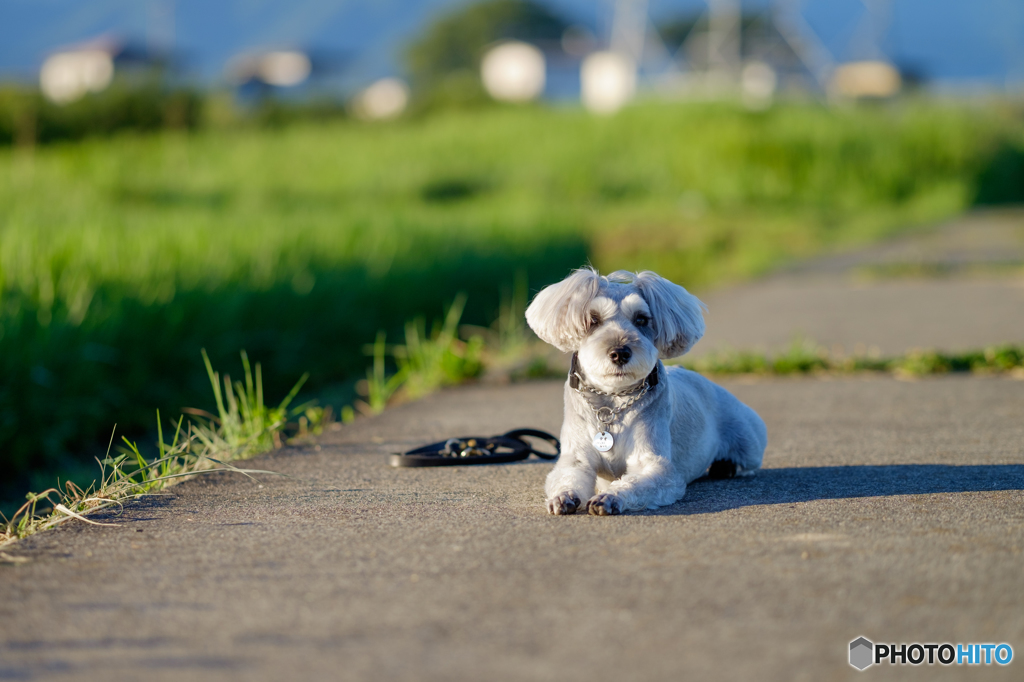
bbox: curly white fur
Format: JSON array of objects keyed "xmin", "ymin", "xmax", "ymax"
[{"xmin": 526, "ymin": 268, "xmax": 768, "ymax": 515}]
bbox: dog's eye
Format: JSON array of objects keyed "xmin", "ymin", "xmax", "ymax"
[
  {"xmin": 590, "ymin": 313, "xmax": 601, "ymax": 327},
  {"xmin": 634, "ymin": 314, "xmax": 649, "ymax": 327}
]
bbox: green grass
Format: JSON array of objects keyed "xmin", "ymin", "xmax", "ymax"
[
  {"xmin": 1, "ymin": 98, "xmax": 1022, "ymax": 505},
  {"xmin": 677, "ymin": 340, "xmax": 1024, "ymax": 378},
  {"xmin": 0, "ymin": 352, "xmax": 322, "ymax": 548}
]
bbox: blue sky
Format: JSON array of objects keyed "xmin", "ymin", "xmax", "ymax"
[{"xmin": 2, "ymin": 0, "xmax": 1021, "ymax": 90}]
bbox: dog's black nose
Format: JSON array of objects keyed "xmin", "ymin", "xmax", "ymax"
[{"xmin": 609, "ymin": 347, "xmax": 631, "ymax": 366}]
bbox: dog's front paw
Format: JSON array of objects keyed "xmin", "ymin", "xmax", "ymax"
[
  {"xmin": 587, "ymin": 493, "xmax": 623, "ymax": 516},
  {"xmin": 547, "ymin": 492, "xmax": 582, "ymax": 515}
]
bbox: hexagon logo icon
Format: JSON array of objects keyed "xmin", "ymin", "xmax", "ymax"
[{"xmin": 849, "ymin": 637, "xmax": 874, "ymax": 670}]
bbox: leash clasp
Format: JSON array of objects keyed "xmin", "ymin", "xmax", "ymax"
[{"xmin": 444, "ymin": 437, "xmax": 490, "ymax": 457}]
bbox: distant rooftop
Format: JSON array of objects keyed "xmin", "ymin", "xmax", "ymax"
[{"xmin": 0, "ymin": 0, "xmax": 1020, "ymax": 93}]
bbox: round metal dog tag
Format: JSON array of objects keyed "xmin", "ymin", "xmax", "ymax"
[{"xmin": 593, "ymin": 431, "xmax": 613, "ymax": 452}]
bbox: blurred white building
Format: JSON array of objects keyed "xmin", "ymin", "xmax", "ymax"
[
  {"xmin": 580, "ymin": 51, "xmax": 636, "ymax": 114},
  {"xmin": 481, "ymin": 41, "xmax": 546, "ymax": 103},
  {"xmin": 225, "ymin": 51, "xmax": 312, "ymax": 88},
  {"xmin": 39, "ymin": 38, "xmax": 161, "ymax": 104},
  {"xmin": 352, "ymin": 77, "xmax": 410, "ymax": 120},
  {"xmin": 829, "ymin": 60, "xmax": 902, "ymax": 99}
]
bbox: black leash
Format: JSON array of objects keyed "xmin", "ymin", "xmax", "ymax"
[{"xmin": 390, "ymin": 428, "xmax": 560, "ymax": 467}]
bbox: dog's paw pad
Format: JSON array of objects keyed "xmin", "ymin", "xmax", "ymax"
[
  {"xmin": 547, "ymin": 492, "xmax": 581, "ymax": 515},
  {"xmin": 587, "ymin": 493, "xmax": 622, "ymax": 516},
  {"xmin": 707, "ymin": 459, "xmax": 738, "ymax": 479}
]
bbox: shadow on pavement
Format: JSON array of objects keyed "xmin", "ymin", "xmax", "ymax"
[{"xmin": 653, "ymin": 464, "xmax": 1024, "ymax": 516}]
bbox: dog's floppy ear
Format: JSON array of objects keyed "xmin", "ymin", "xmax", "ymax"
[
  {"xmin": 525, "ymin": 268, "xmax": 601, "ymax": 352},
  {"xmin": 633, "ymin": 271, "xmax": 706, "ymax": 358}
]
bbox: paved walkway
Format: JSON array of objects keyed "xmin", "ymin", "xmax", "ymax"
[
  {"xmin": 2, "ymin": 210, "xmax": 1024, "ymax": 681},
  {"xmin": 696, "ymin": 208, "xmax": 1024, "ymax": 355},
  {"xmin": 3, "ymin": 375, "xmax": 1023, "ymax": 681}
]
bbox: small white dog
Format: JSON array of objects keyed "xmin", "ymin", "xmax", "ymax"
[{"xmin": 525, "ymin": 268, "xmax": 767, "ymax": 515}]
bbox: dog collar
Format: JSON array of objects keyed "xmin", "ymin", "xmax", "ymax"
[
  {"xmin": 568, "ymin": 352, "xmax": 659, "ymax": 396},
  {"xmin": 568, "ymin": 353, "xmax": 659, "ymax": 453}
]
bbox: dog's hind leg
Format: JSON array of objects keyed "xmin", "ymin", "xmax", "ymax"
[
  {"xmin": 709, "ymin": 431, "xmax": 763, "ymax": 478},
  {"xmin": 706, "ymin": 459, "xmax": 739, "ymax": 479},
  {"xmin": 710, "ymin": 396, "xmax": 767, "ymax": 478}
]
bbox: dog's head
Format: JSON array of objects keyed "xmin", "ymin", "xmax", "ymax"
[{"xmin": 525, "ymin": 268, "xmax": 706, "ymax": 392}]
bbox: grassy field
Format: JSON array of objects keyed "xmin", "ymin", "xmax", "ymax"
[{"xmin": 1, "ymin": 99, "xmax": 1021, "ymax": 504}]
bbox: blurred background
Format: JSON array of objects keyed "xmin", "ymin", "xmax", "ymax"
[{"xmin": 1, "ymin": 0, "xmax": 1022, "ymax": 511}]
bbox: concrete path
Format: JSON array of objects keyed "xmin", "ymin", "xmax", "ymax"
[
  {"xmin": 695, "ymin": 209, "xmax": 1024, "ymax": 355},
  {"xmin": 3, "ymin": 375, "xmax": 1023, "ymax": 681}
]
